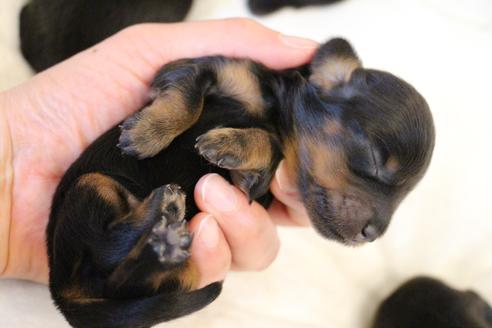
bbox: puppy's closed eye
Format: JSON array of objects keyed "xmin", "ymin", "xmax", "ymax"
[
  {"xmin": 348, "ymin": 143, "xmax": 399, "ymax": 187},
  {"xmin": 344, "ymin": 121, "xmax": 388, "ymax": 183}
]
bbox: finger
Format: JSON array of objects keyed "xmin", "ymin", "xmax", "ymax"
[
  {"xmin": 188, "ymin": 213, "xmax": 231, "ymax": 288},
  {"xmin": 269, "ymin": 160, "xmax": 311, "ymax": 226},
  {"xmin": 129, "ymin": 19, "xmax": 318, "ymax": 72},
  {"xmin": 194, "ymin": 174, "xmax": 280, "ymax": 271}
]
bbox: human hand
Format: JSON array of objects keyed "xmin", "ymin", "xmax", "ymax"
[{"xmin": 0, "ymin": 19, "xmax": 316, "ymax": 285}]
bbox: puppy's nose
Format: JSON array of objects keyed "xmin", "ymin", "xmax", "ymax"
[{"xmin": 360, "ymin": 223, "xmax": 380, "ymax": 242}]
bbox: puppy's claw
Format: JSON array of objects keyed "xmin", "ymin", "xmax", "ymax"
[
  {"xmin": 231, "ymin": 170, "xmax": 268, "ymax": 203},
  {"xmin": 120, "ymin": 116, "xmax": 139, "ymax": 130}
]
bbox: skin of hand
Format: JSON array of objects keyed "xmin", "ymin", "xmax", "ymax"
[{"xmin": 0, "ymin": 19, "xmax": 316, "ymax": 286}]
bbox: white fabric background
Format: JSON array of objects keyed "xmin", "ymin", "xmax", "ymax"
[{"xmin": 1, "ymin": 0, "xmax": 491, "ymax": 327}]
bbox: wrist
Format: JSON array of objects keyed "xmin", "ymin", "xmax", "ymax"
[{"xmin": 0, "ymin": 93, "xmax": 14, "ymax": 278}]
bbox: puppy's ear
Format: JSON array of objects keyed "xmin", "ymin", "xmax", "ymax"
[{"xmin": 310, "ymin": 38, "xmax": 362, "ymax": 89}]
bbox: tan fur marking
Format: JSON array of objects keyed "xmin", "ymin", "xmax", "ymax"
[
  {"xmin": 217, "ymin": 61, "xmax": 264, "ymax": 116},
  {"xmin": 78, "ymin": 173, "xmax": 138, "ymax": 212},
  {"xmin": 281, "ymin": 137, "xmax": 300, "ymax": 185},
  {"xmin": 60, "ymin": 286, "xmax": 103, "ymax": 304},
  {"xmin": 78, "ymin": 173, "xmax": 142, "ymax": 228},
  {"xmin": 242, "ymin": 129, "xmax": 273, "ymax": 169},
  {"xmin": 126, "ymin": 90, "xmax": 201, "ymax": 157},
  {"xmin": 385, "ymin": 155, "xmax": 400, "ymax": 173},
  {"xmin": 306, "ymin": 139, "xmax": 348, "ymax": 191},
  {"xmin": 201, "ymin": 128, "xmax": 273, "ymax": 170},
  {"xmin": 310, "ymin": 57, "xmax": 361, "ymax": 89},
  {"xmin": 324, "ymin": 120, "xmax": 343, "ymax": 135},
  {"xmin": 148, "ymin": 261, "xmax": 200, "ymax": 292},
  {"xmin": 60, "ymin": 286, "xmax": 89, "ymax": 300},
  {"xmin": 78, "ymin": 173, "xmax": 120, "ymax": 204}
]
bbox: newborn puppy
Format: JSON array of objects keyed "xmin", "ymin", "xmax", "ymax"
[
  {"xmin": 20, "ymin": 0, "xmax": 344, "ymax": 71},
  {"xmin": 48, "ymin": 39, "xmax": 435, "ymax": 327},
  {"xmin": 373, "ymin": 277, "xmax": 492, "ymax": 328},
  {"xmin": 20, "ymin": 0, "xmax": 193, "ymax": 71}
]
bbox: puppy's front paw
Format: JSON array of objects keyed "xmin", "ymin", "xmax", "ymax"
[
  {"xmin": 118, "ymin": 112, "xmax": 175, "ymax": 159},
  {"xmin": 147, "ymin": 185, "xmax": 191, "ymax": 264},
  {"xmin": 195, "ymin": 129, "xmax": 244, "ymax": 169}
]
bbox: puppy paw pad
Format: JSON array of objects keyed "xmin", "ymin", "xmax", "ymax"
[{"xmin": 148, "ymin": 218, "xmax": 192, "ymax": 264}]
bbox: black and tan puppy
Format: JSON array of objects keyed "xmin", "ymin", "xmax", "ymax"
[
  {"xmin": 373, "ymin": 277, "xmax": 492, "ymax": 328},
  {"xmin": 48, "ymin": 39, "xmax": 435, "ymax": 328},
  {"xmin": 20, "ymin": 0, "xmax": 344, "ymax": 72}
]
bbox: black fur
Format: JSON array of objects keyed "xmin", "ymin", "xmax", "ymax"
[
  {"xmin": 373, "ymin": 277, "xmax": 492, "ymax": 328},
  {"xmin": 20, "ymin": 0, "xmax": 193, "ymax": 71},
  {"xmin": 248, "ymin": 0, "xmax": 344, "ymax": 15}
]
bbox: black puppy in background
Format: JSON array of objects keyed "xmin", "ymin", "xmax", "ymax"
[
  {"xmin": 249, "ymin": 0, "xmax": 343, "ymax": 15},
  {"xmin": 373, "ymin": 277, "xmax": 492, "ymax": 328},
  {"xmin": 20, "ymin": 0, "xmax": 342, "ymax": 71}
]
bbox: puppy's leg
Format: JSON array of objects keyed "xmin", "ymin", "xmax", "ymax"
[
  {"xmin": 195, "ymin": 127, "xmax": 282, "ymax": 200},
  {"xmin": 118, "ymin": 58, "xmax": 213, "ymax": 159},
  {"xmin": 53, "ymin": 174, "xmax": 222, "ymax": 327},
  {"xmin": 106, "ymin": 185, "xmax": 201, "ymax": 296},
  {"xmin": 118, "ymin": 57, "xmax": 266, "ymax": 159},
  {"xmin": 56, "ymin": 174, "xmax": 198, "ymax": 300}
]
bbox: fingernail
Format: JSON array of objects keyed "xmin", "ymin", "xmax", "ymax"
[
  {"xmin": 196, "ymin": 215, "xmax": 220, "ymax": 249},
  {"xmin": 276, "ymin": 160, "xmax": 298, "ymax": 194},
  {"xmin": 200, "ymin": 174, "xmax": 238, "ymax": 212},
  {"xmin": 279, "ymin": 34, "xmax": 318, "ymax": 49}
]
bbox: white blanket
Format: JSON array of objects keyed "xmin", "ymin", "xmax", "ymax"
[{"xmin": 1, "ymin": 0, "xmax": 491, "ymax": 327}]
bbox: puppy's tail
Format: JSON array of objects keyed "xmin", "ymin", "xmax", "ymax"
[{"xmin": 56, "ymin": 282, "xmax": 222, "ymax": 328}]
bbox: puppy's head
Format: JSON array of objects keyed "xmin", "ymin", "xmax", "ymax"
[{"xmin": 288, "ymin": 38, "xmax": 435, "ymax": 245}]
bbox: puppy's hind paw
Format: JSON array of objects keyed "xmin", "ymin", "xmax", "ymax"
[
  {"xmin": 148, "ymin": 216, "xmax": 192, "ymax": 265},
  {"xmin": 145, "ymin": 184, "xmax": 191, "ymax": 265}
]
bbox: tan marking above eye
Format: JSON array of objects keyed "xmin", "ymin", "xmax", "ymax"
[
  {"xmin": 310, "ymin": 57, "xmax": 361, "ymax": 90},
  {"xmin": 385, "ymin": 155, "xmax": 400, "ymax": 173},
  {"xmin": 217, "ymin": 61, "xmax": 264, "ymax": 116},
  {"xmin": 324, "ymin": 120, "xmax": 344, "ymax": 135}
]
